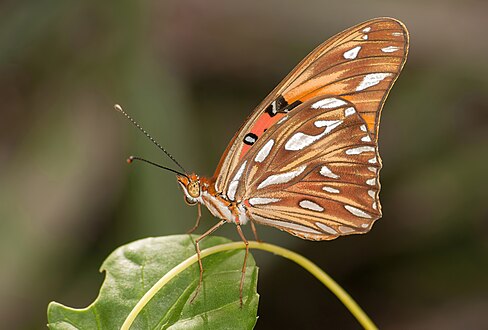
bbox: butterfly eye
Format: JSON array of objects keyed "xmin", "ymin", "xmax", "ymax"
[{"xmin": 187, "ymin": 181, "xmax": 201, "ymax": 198}]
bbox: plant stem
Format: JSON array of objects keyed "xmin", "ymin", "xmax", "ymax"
[{"xmin": 121, "ymin": 241, "xmax": 378, "ymax": 330}]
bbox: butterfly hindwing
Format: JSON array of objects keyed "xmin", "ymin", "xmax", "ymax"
[{"xmin": 229, "ymin": 97, "xmax": 381, "ymax": 240}]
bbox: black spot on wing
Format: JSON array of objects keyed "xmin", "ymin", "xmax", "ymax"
[
  {"xmin": 283, "ymin": 100, "xmax": 302, "ymax": 112},
  {"xmin": 264, "ymin": 95, "xmax": 302, "ymax": 117},
  {"xmin": 243, "ymin": 133, "xmax": 258, "ymax": 145},
  {"xmin": 264, "ymin": 95, "xmax": 287, "ymax": 117}
]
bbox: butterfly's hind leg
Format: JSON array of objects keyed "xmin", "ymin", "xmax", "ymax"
[
  {"xmin": 190, "ymin": 219, "xmax": 227, "ymax": 303},
  {"xmin": 235, "ymin": 224, "xmax": 249, "ymax": 307},
  {"xmin": 187, "ymin": 203, "xmax": 202, "ymax": 234}
]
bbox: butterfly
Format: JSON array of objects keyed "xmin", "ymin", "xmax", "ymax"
[{"xmin": 117, "ymin": 17, "xmax": 409, "ymax": 305}]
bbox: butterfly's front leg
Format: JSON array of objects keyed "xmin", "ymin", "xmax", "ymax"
[
  {"xmin": 187, "ymin": 203, "xmax": 202, "ymax": 234},
  {"xmin": 190, "ymin": 219, "xmax": 226, "ymax": 303}
]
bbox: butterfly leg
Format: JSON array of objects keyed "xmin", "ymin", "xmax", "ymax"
[
  {"xmin": 249, "ymin": 220, "xmax": 262, "ymax": 242},
  {"xmin": 190, "ymin": 219, "xmax": 227, "ymax": 303},
  {"xmin": 235, "ymin": 224, "xmax": 249, "ymax": 307},
  {"xmin": 187, "ymin": 203, "xmax": 202, "ymax": 234}
]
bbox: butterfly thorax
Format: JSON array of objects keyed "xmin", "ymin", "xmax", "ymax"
[{"xmin": 177, "ymin": 174, "xmax": 249, "ymax": 225}]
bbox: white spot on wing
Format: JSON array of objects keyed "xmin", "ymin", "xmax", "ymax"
[
  {"xmin": 285, "ymin": 120, "xmax": 342, "ymax": 151},
  {"xmin": 362, "ymin": 35, "xmax": 368, "ymax": 40},
  {"xmin": 227, "ymin": 161, "xmax": 247, "ymax": 200},
  {"xmin": 356, "ymin": 73, "xmax": 392, "ymax": 91},
  {"xmin": 284, "ymin": 133, "xmax": 315, "ymax": 151},
  {"xmin": 361, "ymin": 135, "xmax": 372, "ymax": 142},
  {"xmin": 346, "ymin": 146, "xmax": 375, "ymax": 155},
  {"xmin": 299, "ymin": 200, "xmax": 324, "ymax": 212},
  {"xmin": 227, "ymin": 181, "xmax": 239, "ymax": 201},
  {"xmin": 392, "ymin": 32, "xmax": 403, "ymax": 36},
  {"xmin": 381, "ymin": 46, "xmax": 400, "ymax": 53},
  {"xmin": 343, "ymin": 46, "xmax": 361, "ymax": 60},
  {"xmin": 368, "ymin": 166, "xmax": 377, "ymax": 173},
  {"xmin": 368, "ymin": 190, "xmax": 375, "ymax": 198},
  {"xmin": 248, "ymin": 197, "xmax": 280, "ymax": 206},
  {"xmin": 258, "ymin": 165, "xmax": 306, "ymax": 189},
  {"xmin": 234, "ymin": 161, "xmax": 247, "ymax": 181},
  {"xmin": 339, "ymin": 226, "xmax": 355, "ymax": 233},
  {"xmin": 362, "ymin": 27, "xmax": 371, "ymax": 33},
  {"xmin": 277, "ymin": 115, "xmax": 288, "ymax": 125},
  {"xmin": 372, "ymin": 202, "xmax": 377, "ymax": 210},
  {"xmin": 322, "ymin": 186, "xmax": 340, "ymax": 194},
  {"xmin": 360, "ymin": 125, "xmax": 367, "ymax": 132},
  {"xmin": 316, "ymin": 222, "xmax": 337, "ymax": 234},
  {"xmin": 320, "ymin": 166, "xmax": 339, "ymax": 179},
  {"xmin": 345, "ymin": 205, "xmax": 372, "ymax": 218},
  {"xmin": 368, "ymin": 157, "xmax": 377, "ymax": 164},
  {"xmin": 366, "ymin": 178, "xmax": 376, "ymax": 186},
  {"xmin": 314, "ymin": 120, "xmax": 342, "ymax": 129},
  {"xmin": 253, "ymin": 215, "xmax": 322, "ymax": 234},
  {"xmin": 255, "ymin": 139, "xmax": 274, "ymax": 163},
  {"xmin": 311, "ymin": 98, "xmax": 347, "ymax": 109},
  {"xmin": 344, "ymin": 107, "xmax": 356, "ymax": 117}
]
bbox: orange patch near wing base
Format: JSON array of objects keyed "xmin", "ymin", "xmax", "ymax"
[{"xmin": 239, "ymin": 112, "xmax": 286, "ymax": 159}]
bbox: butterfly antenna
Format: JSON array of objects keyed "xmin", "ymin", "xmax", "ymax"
[
  {"xmin": 114, "ymin": 104, "xmax": 187, "ymax": 174},
  {"xmin": 127, "ymin": 156, "xmax": 189, "ymax": 178}
]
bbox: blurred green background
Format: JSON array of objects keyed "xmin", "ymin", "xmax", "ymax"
[{"xmin": 1, "ymin": 1, "xmax": 487, "ymax": 329}]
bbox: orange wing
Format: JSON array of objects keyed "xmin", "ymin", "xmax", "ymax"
[{"xmin": 214, "ymin": 17, "xmax": 408, "ymax": 195}]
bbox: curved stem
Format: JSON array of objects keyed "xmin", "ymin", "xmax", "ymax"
[{"xmin": 121, "ymin": 241, "xmax": 378, "ymax": 330}]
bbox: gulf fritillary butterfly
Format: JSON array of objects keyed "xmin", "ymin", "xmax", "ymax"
[{"xmin": 117, "ymin": 17, "xmax": 409, "ymax": 305}]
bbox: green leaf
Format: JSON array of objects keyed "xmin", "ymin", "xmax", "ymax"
[{"xmin": 47, "ymin": 235, "xmax": 259, "ymax": 330}]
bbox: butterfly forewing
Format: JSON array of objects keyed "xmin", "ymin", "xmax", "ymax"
[{"xmin": 214, "ymin": 18, "xmax": 408, "ymax": 198}]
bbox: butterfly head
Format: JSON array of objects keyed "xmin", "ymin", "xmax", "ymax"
[{"xmin": 177, "ymin": 173, "xmax": 201, "ymax": 205}]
